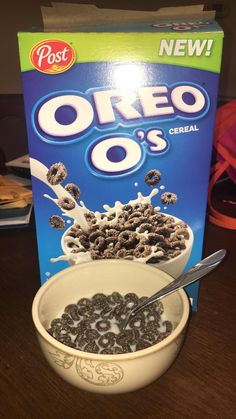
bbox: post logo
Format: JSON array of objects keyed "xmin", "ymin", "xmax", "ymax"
[{"xmin": 30, "ymin": 39, "xmax": 76, "ymax": 74}]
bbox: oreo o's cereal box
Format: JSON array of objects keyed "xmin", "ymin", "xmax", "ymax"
[{"xmin": 18, "ymin": 12, "xmax": 223, "ymax": 310}]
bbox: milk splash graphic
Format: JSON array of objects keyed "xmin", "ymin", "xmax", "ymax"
[{"xmin": 30, "ymin": 158, "xmax": 189, "ymax": 267}]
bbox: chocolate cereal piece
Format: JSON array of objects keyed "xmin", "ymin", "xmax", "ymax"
[
  {"xmin": 61, "ymin": 313, "xmax": 74, "ymax": 325},
  {"xmin": 141, "ymin": 320, "xmax": 159, "ymax": 334},
  {"xmin": 92, "ymin": 293, "xmax": 108, "ymax": 309},
  {"xmin": 78, "ymin": 234, "xmax": 90, "ymax": 250},
  {"xmin": 124, "ymin": 293, "xmax": 139, "ymax": 308},
  {"xmin": 108, "ymin": 292, "xmax": 123, "ymax": 305},
  {"xmin": 84, "ymin": 342, "xmax": 100, "ymax": 354},
  {"xmin": 96, "ymin": 319, "xmax": 111, "ymax": 332},
  {"xmin": 124, "ymin": 217, "xmax": 141, "ymax": 231},
  {"xmin": 101, "ymin": 346, "xmax": 124, "ymax": 354},
  {"xmin": 85, "ymin": 329, "xmax": 100, "ymax": 341},
  {"xmin": 122, "ymin": 204, "xmax": 133, "ymax": 214},
  {"xmin": 58, "ymin": 196, "xmax": 76, "ymax": 210},
  {"xmin": 103, "ymin": 249, "xmax": 117, "ymax": 259},
  {"xmin": 142, "ymin": 331, "xmax": 157, "ymax": 343},
  {"xmin": 116, "ymin": 249, "xmax": 133, "ymax": 259},
  {"xmin": 93, "ymin": 236, "xmax": 106, "ymax": 252},
  {"xmin": 49, "ymin": 215, "xmax": 66, "ymax": 230},
  {"xmin": 133, "ymin": 244, "xmax": 152, "ymax": 259},
  {"xmin": 84, "ymin": 212, "xmax": 96, "ymax": 224},
  {"xmin": 145, "ymin": 169, "xmax": 161, "ymax": 186},
  {"xmin": 129, "ymin": 313, "xmax": 145, "ymax": 329},
  {"xmin": 66, "ymin": 225, "xmax": 83, "ymax": 238},
  {"xmin": 77, "ymin": 298, "xmax": 94, "ymax": 315},
  {"xmin": 161, "ymin": 192, "xmax": 178, "ymax": 205},
  {"xmin": 116, "ymin": 330, "xmax": 133, "ymax": 346},
  {"xmin": 136, "ymin": 339, "xmax": 152, "ymax": 351},
  {"xmin": 46, "ymin": 162, "xmax": 67, "ymax": 185},
  {"xmin": 58, "ymin": 336, "xmax": 76, "ymax": 348},
  {"xmin": 173, "ymin": 228, "xmax": 190, "ymax": 240},
  {"xmin": 89, "ymin": 230, "xmax": 105, "ymax": 242},
  {"xmin": 101, "ymin": 306, "xmax": 114, "ymax": 320},
  {"xmin": 118, "ymin": 231, "xmax": 138, "ymax": 249},
  {"xmin": 65, "ymin": 183, "xmax": 81, "ymax": 200},
  {"xmin": 64, "ymin": 304, "xmax": 81, "ymax": 321},
  {"xmin": 98, "ymin": 332, "xmax": 116, "ymax": 348},
  {"xmin": 138, "ymin": 223, "xmax": 153, "ymax": 233},
  {"xmin": 147, "ymin": 233, "xmax": 165, "ymax": 245}
]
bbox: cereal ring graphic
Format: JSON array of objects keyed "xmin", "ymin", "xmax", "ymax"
[
  {"xmin": 138, "ymin": 223, "xmax": 153, "ymax": 233},
  {"xmin": 133, "ymin": 244, "xmax": 152, "ymax": 258},
  {"xmin": 46, "ymin": 162, "xmax": 67, "ymax": 185},
  {"xmin": 160, "ymin": 192, "xmax": 178, "ymax": 205},
  {"xmin": 65, "ymin": 183, "xmax": 81, "ymax": 200},
  {"xmin": 58, "ymin": 196, "xmax": 76, "ymax": 210},
  {"xmin": 49, "ymin": 215, "xmax": 66, "ymax": 230},
  {"xmin": 145, "ymin": 169, "xmax": 161, "ymax": 186},
  {"xmin": 118, "ymin": 231, "xmax": 138, "ymax": 248}
]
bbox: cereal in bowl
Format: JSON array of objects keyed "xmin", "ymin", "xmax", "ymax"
[{"xmin": 47, "ymin": 292, "xmax": 173, "ymax": 354}]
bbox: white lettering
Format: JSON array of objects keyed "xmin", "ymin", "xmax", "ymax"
[
  {"xmin": 138, "ymin": 87, "xmax": 174, "ymax": 117},
  {"xmin": 37, "ymin": 45, "xmax": 51, "ymax": 68},
  {"xmin": 93, "ymin": 90, "xmax": 141, "ymax": 124},
  {"xmin": 146, "ymin": 129, "xmax": 168, "ymax": 152},
  {"xmin": 36, "ymin": 45, "xmax": 70, "ymax": 68},
  {"xmin": 174, "ymin": 39, "xmax": 187, "ymax": 56},
  {"xmin": 90, "ymin": 137, "xmax": 142, "ymax": 173},
  {"xmin": 171, "ymin": 85, "xmax": 205, "ymax": 114},
  {"xmin": 159, "ymin": 39, "xmax": 213, "ymax": 57},
  {"xmin": 38, "ymin": 95, "xmax": 94, "ymax": 136},
  {"xmin": 188, "ymin": 39, "xmax": 208, "ymax": 56},
  {"xmin": 36, "ymin": 84, "xmax": 207, "ymax": 138},
  {"xmin": 169, "ymin": 124, "xmax": 199, "ymax": 135},
  {"xmin": 159, "ymin": 39, "xmax": 174, "ymax": 56}
]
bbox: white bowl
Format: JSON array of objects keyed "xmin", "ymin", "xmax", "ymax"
[
  {"xmin": 61, "ymin": 214, "xmax": 194, "ymax": 278},
  {"xmin": 32, "ymin": 259, "xmax": 190, "ymax": 394}
]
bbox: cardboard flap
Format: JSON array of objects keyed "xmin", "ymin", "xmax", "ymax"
[{"xmin": 41, "ymin": 3, "xmax": 215, "ymax": 31}]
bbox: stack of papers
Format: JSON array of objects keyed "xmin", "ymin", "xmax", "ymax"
[{"xmin": 0, "ymin": 175, "xmax": 33, "ymax": 228}]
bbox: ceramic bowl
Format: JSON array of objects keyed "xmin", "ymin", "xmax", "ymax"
[{"xmin": 32, "ymin": 259, "xmax": 190, "ymax": 394}]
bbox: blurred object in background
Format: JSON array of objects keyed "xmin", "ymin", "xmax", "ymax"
[{"xmin": 208, "ymin": 100, "xmax": 236, "ymax": 229}]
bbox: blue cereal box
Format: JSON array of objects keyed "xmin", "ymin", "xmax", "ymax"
[{"xmin": 18, "ymin": 17, "xmax": 223, "ymax": 310}]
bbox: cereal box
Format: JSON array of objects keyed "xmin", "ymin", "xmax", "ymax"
[{"xmin": 18, "ymin": 9, "xmax": 223, "ymax": 310}]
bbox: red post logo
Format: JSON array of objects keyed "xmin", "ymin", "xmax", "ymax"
[{"xmin": 30, "ymin": 39, "xmax": 76, "ymax": 74}]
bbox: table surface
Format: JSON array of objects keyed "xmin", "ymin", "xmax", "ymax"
[{"xmin": 0, "ymin": 213, "xmax": 235, "ymax": 419}]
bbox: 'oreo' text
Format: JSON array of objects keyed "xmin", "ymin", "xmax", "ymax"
[{"xmin": 35, "ymin": 83, "xmax": 208, "ymax": 139}]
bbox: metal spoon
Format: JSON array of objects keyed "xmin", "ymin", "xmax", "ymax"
[{"xmin": 122, "ymin": 249, "xmax": 226, "ymax": 330}]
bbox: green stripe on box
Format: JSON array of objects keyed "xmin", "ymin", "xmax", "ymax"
[{"xmin": 18, "ymin": 32, "xmax": 223, "ymax": 73}]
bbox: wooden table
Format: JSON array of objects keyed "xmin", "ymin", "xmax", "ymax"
[{"xmin": 0, "ymin": 215, "xmax": 235, "ymax": 419}]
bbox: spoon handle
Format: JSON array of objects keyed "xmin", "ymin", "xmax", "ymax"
[{"xmin": 129, "ymin": 249, "xmax": 226, "ymax": 319}]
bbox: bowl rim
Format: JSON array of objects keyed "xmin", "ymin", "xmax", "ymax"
[
  {"xmin": 61, "ymin": 213, "xmax": 194, "ymax": 268},
  {"xmin": 32, "ymin": 259, "xmax": 190, "ymax": 361}
]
